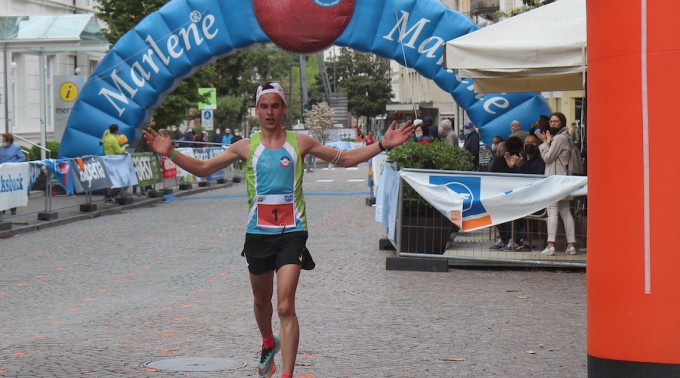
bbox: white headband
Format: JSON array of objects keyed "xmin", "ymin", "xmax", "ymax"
[{"xmin": 256, "ymin": 82, "xmax": 286, "ymax": 105}]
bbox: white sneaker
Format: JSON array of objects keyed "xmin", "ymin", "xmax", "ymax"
[
  {"xmin": 541, "ymin": 246, "xmax": 556, "ymax": 256},
  {"xmin": 565, "ymin": 246, "xmax": 577, "ymax": 255}
]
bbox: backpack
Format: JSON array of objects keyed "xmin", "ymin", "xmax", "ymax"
[{"xmin": 565, "ymin": 139, "xmax": 584, "ymax": 176}]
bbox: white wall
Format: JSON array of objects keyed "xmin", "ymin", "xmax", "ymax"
[{"xmin": 0, "ymin": 0, "xmax": 103, "ymax": 144}]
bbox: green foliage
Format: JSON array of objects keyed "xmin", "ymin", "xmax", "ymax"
[
  {"xmin": 216, "ymin": 95, "xmax": 247, "ymax": 129},
  {"xmin": 29, "ymin": 142, "xmax": 60, "ymax": 160},
  {"xmin": 386, "ymin": 141, "xmax": 474, "ymax": 171},
  {"xmin": 387, "ymin": 141, "xmax": 474, "ymax": 219}
]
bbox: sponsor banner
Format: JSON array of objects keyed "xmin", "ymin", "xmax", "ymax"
[
  {"xmin": 71, "ymin": 156, "xmax": 112, "ymax": 193},
  {"xmin": 369, "ymin": 152, "xmax": 388, "ymax": 192},
  {"xmin": 28, "ymin": 162, "xmax": 45, "ymax": 192},
  {"xmin": 101, "ymin": 155, "xmax": 139, "ymax": 188},
  {"xmin": 174, "ymin": 148, "xmax": 195, "ymax": 180},
  {"xmin": 206, "ymin": 147, "xmax": 225, "ymax": 181},
  {"xmin": 161, "ymin": 155, "xmax": 177, "ymax": 180},
  {"xmin": 375, "ymin": 164, "xmax": 401, "ymax": 243},
  {"xmin": 40, "ymin": 159, "xmax": 76, "ymax": 194},
  {"xmin": 0, "ymin": 162, "xmax": 29, "ymax": 211},
  {"xmin": 131, "ymin": 152, "xmax": 163, "ymax": 187},
  {"xmin": 400, "ymin": 170, "xmax": 588, "ymax": 231}
]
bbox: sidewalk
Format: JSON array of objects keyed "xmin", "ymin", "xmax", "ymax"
[{"xmin": 0, "ymin": 182, "xmax": 233, "ymax": 239}]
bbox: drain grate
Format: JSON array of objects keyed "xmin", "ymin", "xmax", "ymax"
[{"xmin": 145, "ymin": 357, "xmax": 246, "ymax": 372}]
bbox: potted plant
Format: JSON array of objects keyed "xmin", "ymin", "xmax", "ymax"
[{"xmin": 386, "ymin": 140, "xmax": 474, "ymax": 254}]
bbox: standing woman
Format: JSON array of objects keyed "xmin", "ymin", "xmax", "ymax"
[
  {"xmin": 536, "ymin": 112, "xmax": 577, "ymax": 256},
  {"xmin": 1, "ymin": 133, "xmax": 27, "ymax": 215}
]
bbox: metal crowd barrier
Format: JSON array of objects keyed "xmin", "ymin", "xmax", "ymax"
[
  {"xmin": 0, "ymin": 146, "xmax": 243, "ymax": 231},
  {"xmin": 387, "ymin": 171, "xmax": 587, "ymax": 269}
]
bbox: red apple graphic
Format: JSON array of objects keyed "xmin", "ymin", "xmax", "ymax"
[{"xmin": 254, "ymin": 0, "xmax": 356, "ymax": 54}]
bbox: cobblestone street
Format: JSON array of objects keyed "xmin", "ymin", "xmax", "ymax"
[{"xmin": 0, "ymin": 163, "xmax": 586, "ymax": 377}]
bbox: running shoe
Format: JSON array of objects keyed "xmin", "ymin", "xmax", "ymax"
[
  {"xmin": 565, "ymin": 246, "xmax": 578, "ymax": 255},
  {"xmin": 541, "ymin": 246, "xmax": 556, "ymax": 256},
  {"xmin": 489, "ymin": 241, "xmax": 506, "ymax": 250},
  {"xmin": 258, "ymin": 335, "xmax": 280, "ymax": 378}
]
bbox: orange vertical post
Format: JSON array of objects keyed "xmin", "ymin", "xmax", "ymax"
[{"xmin": 588, "ymin": 0, "xmax": 680, "ymax": 375}]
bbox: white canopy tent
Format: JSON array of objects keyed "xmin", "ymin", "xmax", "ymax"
[{"xmin": 444, "ymin": 0, "xmax": 586, "ymax": 93}]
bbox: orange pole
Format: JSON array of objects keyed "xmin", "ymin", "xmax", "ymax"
[{"xmin": 588, "ymin": 0, "xmax": 680, "ymax": 375}]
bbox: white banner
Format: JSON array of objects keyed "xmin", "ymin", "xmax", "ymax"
[
  {"xmin": 399, "ymin": 170, "xmax": 587, "ymax": 231},
  {"xmin": 175, "ymin": 148, "xmax": 195, "ymax": 180},
  {"xmin": 375, "ymin": 164, "xmax": 401, "ymax": 241},
  {"xmin": 0, "ymin": 163, "xmax": 29, "ymax": 211},
  {"xmin": 370, "ymin": 152, "xmax": 388, "ymax": 194},
  {"xmin": 101, "ymin": 155, "xmax": 139, "ymax": 188}
]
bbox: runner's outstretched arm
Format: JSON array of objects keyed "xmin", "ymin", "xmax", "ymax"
[
  {"xmin": 143, "ymin": 128, "xmax": 249, "ymax": 177},
  {"xmin": 301, "ymin": 120, "xmax": 414, "ymax": 167}
]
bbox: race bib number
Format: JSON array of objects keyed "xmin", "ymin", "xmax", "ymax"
[{"xmin": 256, "ymin": 194, "xmax": 297, "ymax": 229}]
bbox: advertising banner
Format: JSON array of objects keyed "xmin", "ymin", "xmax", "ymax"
[
  {"xmin": 131, "ymin": 152, "xmax": 163, "ymax": 187},
  {"xmin": 399, "ymin": 170, "xmax": 587, "ymax": 231},
  {"xmin": 71, "ymin": 156, "xmax": 112, "ymax": 193},
  {"xmin": 0, "ymin": 162, "xmax": 29, "ymax": 211},
  {"xmin": 102, "ymin": 155, "xmax": 139, "ymax": 189}
]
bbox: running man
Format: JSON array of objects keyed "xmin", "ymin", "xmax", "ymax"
[{"xmin": 143, "ymin": 82, "xmax": 414, "ymax": 377}]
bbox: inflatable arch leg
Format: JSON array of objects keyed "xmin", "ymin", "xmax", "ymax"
[{"xmin": 588, "ymin": 0, "xmax": 680, "ymax": 375}]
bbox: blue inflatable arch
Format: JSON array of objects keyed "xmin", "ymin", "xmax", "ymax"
[{"xmin": 60, "ymin": 0, "xmax": 550, "ymax": 158}]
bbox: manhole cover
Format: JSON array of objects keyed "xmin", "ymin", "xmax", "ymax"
[{"xmin": 145, "ymin": 357, "xmax": 246, "ymax": 372}]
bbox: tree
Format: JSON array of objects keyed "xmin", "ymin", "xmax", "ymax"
[
  {"xmin": 312, "ymin": 48, "xmax": 392, "ymax": 121},
  {"xmin": 215, "ymin": 95, "xmax": 247, "ymax": 131},
  {"xmin": 305, "ymin": 102, "xmax": 335, "ymax": 144},
  {"xmin": 96, "ymin": 0, "xmax": 216, "ymax": 128}
]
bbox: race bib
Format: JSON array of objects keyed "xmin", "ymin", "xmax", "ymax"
[{"xmin": 256, "ymin": 194, "xmax": 297, "ymax": 229}]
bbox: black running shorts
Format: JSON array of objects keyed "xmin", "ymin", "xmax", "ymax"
[{"xmin": 241, "ymin": 231, "xmax": 316, "ymax": 275}]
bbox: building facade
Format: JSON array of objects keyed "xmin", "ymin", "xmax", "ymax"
[
  {"xmin": 388, "ymin": 0, "xmax": 471, "ymax": 130},
  {"xmin": 0, "ymin": 0, "xmax": 105, "ymax": 148}
]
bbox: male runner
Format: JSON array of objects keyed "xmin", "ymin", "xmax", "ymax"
[{"xmin": 143, "ymin": 82, "xmax": 414, "ymax": 377}]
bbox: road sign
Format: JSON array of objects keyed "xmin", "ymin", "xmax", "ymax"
[{"xmin": 201, "ymin": 109, "xmax": 214, "ymax": 130}]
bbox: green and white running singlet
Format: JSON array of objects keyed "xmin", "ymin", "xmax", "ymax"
[{"xmin": 244, "ymin": 131, "xmax": 307, "ymax": 235}]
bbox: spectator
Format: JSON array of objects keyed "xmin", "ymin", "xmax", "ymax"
[
  {"xmin": 537, "ymin": 111, "xmax": 578, "ymax": 256},
  {"xmin": 193, "ymin": 129, "xmax": 205, "ymax": 148},
  {"xmin": 1, "ymin": 133, "xmax": 27, "ymax": 215},
  {"xmin": 183, "ymin": 127, "xmax": 194, "ymax": 147},
  {"xmin": 517, "ymin": 135, "xmax": 545, "ymax": 175},
  {"xmin": 437, "ymin": 119, "xmax": 456, "ymax": 146},
  {"xmin": 487, "ymin": 136, "xmax": 504, "ymax": 171},
  {"xmin": 103, "ymin": 124, "xmax": 128, "ymax": 204},
  {"xmin": 463, "ymin": 122, "xmax": 480, "ymax": 170},
  {"xmin": 222, "ymin": 128, "xmax": 234, "ymax": 145},
  {"xmin": 414, "ymin": 121, "xmax": 433, "ymax": 144},
  {"xmin": 422, "ymin": 117, "xmax": 437, "ymax": 139},
  {"xmin": 489, "ymin": 137, "xmax": 525, "ymax": 251},
  {"xmin": 509, "ymin": 120, "xmax": 529, "ymax": 141},
  {"xmin": 536, "ymin": 115, "xmax": 550, "ymax": 134},
  {"xmin": 231, "ymin": 129, "xmax": 243, "ymax": 144},
  {"xmin": 172, "ymin": 126, "xmax": 183, "ymax": 147},
  {"xmin": 365, "ymin": 132, "xmax": 375, "ymax": 146},
  {"xmin": 212, "ymin": 128, "xmax": 222, "ymax": 144}
]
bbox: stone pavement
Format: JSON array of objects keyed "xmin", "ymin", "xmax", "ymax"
[{"xmin": 0, "ymin": 163, "xmax": 587, "ymax": 377}]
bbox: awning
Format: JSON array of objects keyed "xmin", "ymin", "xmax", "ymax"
[
  {"xmin": 444, "ymin": 0, "xmax": 586, "ymax": 93},
  {"xmin": 0, "ymin": 14, "xmax": 109, "ymax": 53}
]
